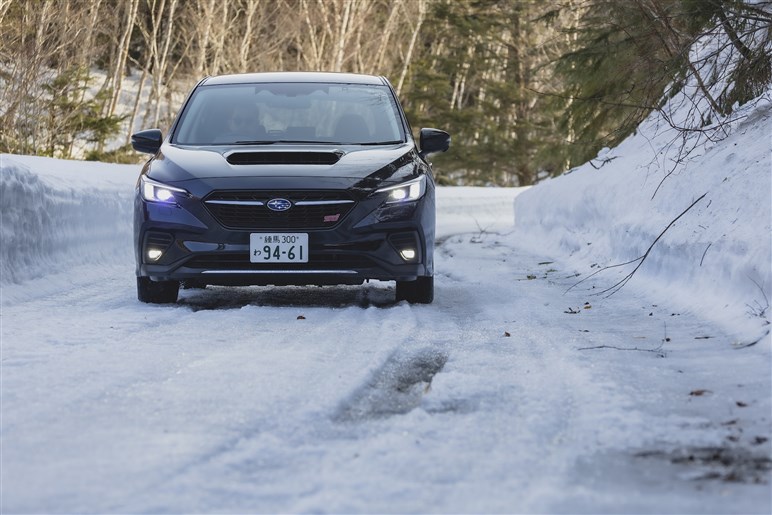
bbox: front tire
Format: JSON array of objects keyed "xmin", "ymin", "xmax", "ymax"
[
  {"xmin": 181, "ymin": 279, "xmax": 207, "ymax": 290},
  {"xmin": 396, "ymin": 276, "xmax": 434, "ymax": 304},
  {"xmin": 137, "ymin": 277, "xmax": 180, "ymax": 304}
]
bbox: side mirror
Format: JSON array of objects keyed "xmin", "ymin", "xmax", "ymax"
[
  {"xmin": 419, "ymin": 128, "xmax": 450, "ymax": 158},
  {"xmin": 131, "ymin": 129, "xmax": 163, "ymax": 154}
]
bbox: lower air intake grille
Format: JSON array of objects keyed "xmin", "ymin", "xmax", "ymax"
[
  {"xmin": 145, "ymin": 231, "xmax": 174, "ymax": 248},
  {"xmin": 388, "ymin": 231, "xmax": 419, "ymax": 250},
  {"xmin": 184, "ymin": 253, "xmax": 375, "ymax": 271}
]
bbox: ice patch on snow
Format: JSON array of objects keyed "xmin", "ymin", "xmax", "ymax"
[{"xmin": 334, "ymin": 347, "xmax": 449, "ymax": 421}]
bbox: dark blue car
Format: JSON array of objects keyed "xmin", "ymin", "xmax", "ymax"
[{"xmin": 131, "ymin": 72, "xmax": 449, "ymax": 304}]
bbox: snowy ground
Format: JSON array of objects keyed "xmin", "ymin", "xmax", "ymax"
[
  {"xmin": 3, "ymin": 14, "xmax": 771, "ymax": 511},
  {"xmin": 1, "ymin": 150, "xmax": 770, "ymax": 513},
  {"xmin": 515, "ymin": 92, "xmax": 772, "ymax": 348}
]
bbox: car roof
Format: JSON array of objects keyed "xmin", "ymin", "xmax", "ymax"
[{"xmin": 201, "ymin": 72, "xmax": 387, "ymax": 86}]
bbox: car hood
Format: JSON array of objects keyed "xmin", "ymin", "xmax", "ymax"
[{"xmin": 144, "ymin": 143, "xmax": 422, "ymax": 197}]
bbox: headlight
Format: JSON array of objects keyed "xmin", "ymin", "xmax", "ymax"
[
  {"xmin": 140, "ymin": 176, "xmax": 188, "ymax": 203},
  {"xmin": 375, "ymin": 176, "xmax": 426, "ymax": 204}
]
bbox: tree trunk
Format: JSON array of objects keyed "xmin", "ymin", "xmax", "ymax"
[
  {"xmin": 239, "ymin": 0, "xmax": 261, "ymax": 73},
  {"xmin": 194, "ymin": 0, "xmax": 217, "ymax": 77},
  {"xmin": 396, "ymin": 0, "xmax": 426, "ymax": 96},
  {"xmin": 152, "ymin": 0, "xmax": 179, "ymax": 128},
  {"xmin": 108, "ymin": 0, "xmax": 139, "ymax": 119},
  {"xmin": 126, "ymin": 64, "xmax": 148, "ymax": 144},
  {"xmin": 370, "ymin": 0, "xmax": 401, "ymax": 74}
]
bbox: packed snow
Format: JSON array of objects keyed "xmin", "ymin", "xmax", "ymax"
[
  {"xmin": 1, "ymin": 140, "xmax": 770, "ymax": 513},
  {"xmin": 514, "ymin": 89, "xmax": 771, "ymax": 347},
  {"xmin": 2, "ymin": 29, "xmax": 771, "ymax": 512}
]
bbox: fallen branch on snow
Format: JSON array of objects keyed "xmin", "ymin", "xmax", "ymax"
[
  {"xmin": 577, "ymin": 344, "xmax": 666, "ymax": 357},
  {"xmin": 566, "ymin": 192, "xmax": 708, "ymax": 297}
]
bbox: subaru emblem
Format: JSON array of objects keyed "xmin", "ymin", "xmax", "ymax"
[{"xmin": 266, "ymin": 198, "xmax": 292, "ymax": 212}]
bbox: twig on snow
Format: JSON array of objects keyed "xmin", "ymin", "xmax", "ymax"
[
  {"xmin": 746, "ymin": 274, "xmax": 770, "ymax": 318},
  {"xmin": 470, "ymin": 217, "xmax": 492, "ymax": 243},
  {"xmin": 589, "ymin": 156, "xmax": 619, "ymax": 170},
  {"xmin": 567, "ymin": 192, "xmax": 708, "ymax": 297},
  {"xmin": 700, "ymin": 243, "xmax": 712, "ymax": 266},
  {"xmin": 577, "ymin": 344, "xmax": 666, "ymax": 357}
]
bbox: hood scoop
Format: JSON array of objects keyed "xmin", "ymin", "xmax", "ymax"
[{"xmin": 227, "ymin": 151, "xmax": 342, "ymax": 166}]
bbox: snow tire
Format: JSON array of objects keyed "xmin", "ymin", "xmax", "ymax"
[
  {"xmin": 396, "ymin": 276, "xmax": 434, "ymax": 304},
  {"xmin": 137, "ymin": 277, "xmax": 180, "ymax": 304}
]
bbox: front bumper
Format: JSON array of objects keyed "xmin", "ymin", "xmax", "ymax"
[{"xmin": 134, "ymin": 188, "xmax": 435, "ymax": 286}]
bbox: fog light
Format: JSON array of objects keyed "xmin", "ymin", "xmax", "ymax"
[
  {"xmin": 400, "ymin": 249, "xmax": 416, "ymax": 261},
  {"xmin": 147, "ymin": 249, "xmax": 163, "ymax": 261}
]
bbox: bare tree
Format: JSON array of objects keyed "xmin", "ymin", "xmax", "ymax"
[
  {"xmin": 107, "ymin": 0, "xmax": 140, "ymax": 119},
  {"xmin": 396, "ymin": 0, "xmax": 426, "ymax": 95}
]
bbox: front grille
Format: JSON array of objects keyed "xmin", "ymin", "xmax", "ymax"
[
  {"xmin": 204, "ymin": 190, "xmax": 356, "ymax": 229},
  {"xmin": 184, "ymin": 252, "xmax": 375, "ymax": 271}
]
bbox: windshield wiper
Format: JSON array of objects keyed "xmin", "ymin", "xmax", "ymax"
[
  {"xmin": 234, "ymin": 140, "xmax": 344, "ymax": 145},
  {"xmin": 233, "ymin": 139, "xmax": 404, "ymax": 146}
]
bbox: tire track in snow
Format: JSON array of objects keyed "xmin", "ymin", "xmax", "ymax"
[
  {"xmin": 124, "ymin": 298, "xmax": 461, "ymax": 512},
  {"xmin": 333, "ymin": 347, "xmax": 449, "ymax": 421},
  {"xmin": 3, "ymin": 274, "xmax": 428, "ymax": 512},
  {"xmin": 101, "ymin": 291, "xmax": 434, "ymax": 511}
]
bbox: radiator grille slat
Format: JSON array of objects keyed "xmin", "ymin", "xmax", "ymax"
[{"xmin": 204, "ymin": 190, "xmax": 356, "ymax": 229}]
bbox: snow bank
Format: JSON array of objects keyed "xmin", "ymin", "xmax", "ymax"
[
  {"xmin": 0, "ymin": 155, "xmax": 138, "ymax": 289},
  {"xmin": 514, "ymin": 88, "xmax": 771, "ymax": 343},
  {"xmin": 435, "ymin": 186, "xmax": 528, "ymax": 239}
]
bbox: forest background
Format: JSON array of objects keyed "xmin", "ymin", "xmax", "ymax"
[{"xmin": 0, "ymin": 0, "xmax": 769, "ymax": 186}]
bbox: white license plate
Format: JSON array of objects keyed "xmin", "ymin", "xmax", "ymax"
[{"xmin": 250, "ymin": 233, "xmax": 309, "ymax": 263}]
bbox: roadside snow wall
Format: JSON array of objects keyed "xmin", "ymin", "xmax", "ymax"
[
  {"xmin": 513, "ymin": 26, "xmax": 772, "ymax": 343},
  {"xmin": 0, "ymin": 155, "xmax": 138, "ymax": 287}
]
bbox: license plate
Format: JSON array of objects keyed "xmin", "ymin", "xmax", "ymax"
[{"xmin": 250, "ymin": 233, "xmax": 309, "ymax": 263}]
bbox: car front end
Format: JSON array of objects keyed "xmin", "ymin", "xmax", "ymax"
[{"xmin": 132, "ymin": 72, "xmax": 449, "ymax": 304}]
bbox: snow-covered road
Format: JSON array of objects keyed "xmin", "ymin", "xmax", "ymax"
[{"xmin": 2, "ymin": 182, "xmax": 769, "ymax": 513}]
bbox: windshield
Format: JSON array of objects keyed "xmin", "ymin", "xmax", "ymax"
[{"xmin": 173, "ymin": 82, "xmax": 406, "ymax": 146}]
